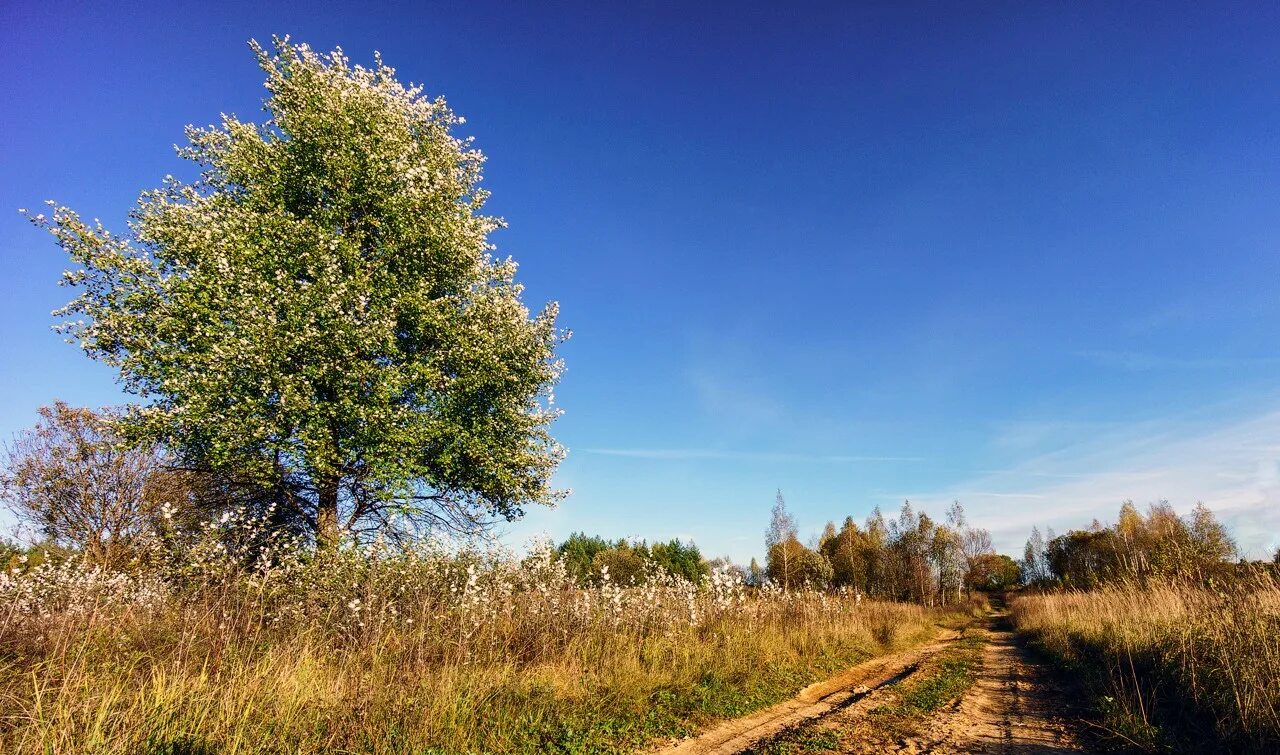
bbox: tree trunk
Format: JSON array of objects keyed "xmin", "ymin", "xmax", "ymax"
[{"xmin": 316, "ymin": 474, "xmax": 341, "ymax": 551}]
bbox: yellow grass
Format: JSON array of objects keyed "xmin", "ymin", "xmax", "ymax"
[
  {"xmin": 1010, "ymin": 571, "xmax": 1280, "ymax": 751},
  {"xmin": 0, "ymin": 550, "xmax": 943, "ymax": 754}
]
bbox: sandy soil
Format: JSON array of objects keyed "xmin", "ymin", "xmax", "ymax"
[
  {"xmin": 894, "ymin": 621, "xmax": 1084, "ymax": 754},
  {"xmin": 651, "ymin": 629, "xmax": 962, "ymax": 755},
  {"xmin": 929, "ymin": 626, "xmax": 1082, "ymax": 753},
  {"xmin": 653, "ymin": 614, "xmax": 1084, "ymax": 755}
]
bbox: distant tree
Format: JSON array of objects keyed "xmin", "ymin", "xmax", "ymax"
[
  {"xmin": 1, "ymin": 403, "xmax": 168, "ymax": 566},
  {"xmin": 1114, "ymin": 500, "xmax": 1145, "ymax": 574},
  {"xmin": 819, "ymin": 521, "xmax": 837, "ymax": 549},
  {"xmin": 822, "ymin": 516, "xmax": 871, "ymax": 593},
  {"xmin": 26, "ymin": 38, "xmax": 565, "ymax": 549},
  {"xmin": 967, "ymin": 553, "xmax": 1021, "ymax": 591},
  {"xmin": 1046, "ymin": 530, "xmax": 1114, "ymax": 587},
  {"xmin": 947, "ymin": 500, "xmax": 995, "ymax": 597},
  {"xmin": 863, "ymin": 507, "xmax": 889, "ymax": 597},
  {"xmin": 766, "ymin": 490, "xmax": 799, "ymax": 590},
  {"xmin": 1044, "ymin": 502, "xmax": 1238, "ymax": 587},
  {"xmin": 1022, "ymin": 526, "xmax": 1050, "ymax": 584},
  {"xmin": 767, "ymin": 536, "xmax": 832, "ymax": 588},
  {"xmin": 555, "ymin": 533, "xmax": 612, "ymax": 583},
  {"xmin": 649, "ymin": 539, "xmax": 709, "ymax": 583},
  {"xmin": 747, "ymin": 557, "xmax": 765, "ymax": 586},
  {"xmin": 884, "ymin": 502, "xmax": 937, "ymax": 603},
  {"xmin": 592, "ymin": 546, "xmax": 647, "ymax": 586},
  {"xmin": 930, "ymin": 523, "xmax": 963, "ymax": 605},
  {"xmin": 1189, "ymin": 502, "xmax": 1236, "ymax": 569}
]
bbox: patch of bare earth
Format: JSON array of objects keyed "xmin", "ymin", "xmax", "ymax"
[
  {"xmin": 655, "ymin": 614, "xmax": 1085, "ymax": 755},
  {"xmin": 901, "ymin": 622, "xmax": 1083, "ymax": 754},
  {"xmin": 651, "ymin": 629, "xmax": 962, "ymax": 755}
]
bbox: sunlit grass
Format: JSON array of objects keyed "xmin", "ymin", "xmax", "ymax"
[
  {"xmin": 0, "ymin": 545, "xmax": 943, "ymax": 754},
  {"xmin": 1011, "ymin": 572, "xmax": 1280, "ymax": 752}
]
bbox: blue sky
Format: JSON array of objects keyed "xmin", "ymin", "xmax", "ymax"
[{"xmin": 4, "ymin": 1, "xmax": 1280, "ymax": 561}]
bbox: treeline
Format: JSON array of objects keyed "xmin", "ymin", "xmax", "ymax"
[
  {"xmin": 761, "ymin": 492, "xmax": 1018, "ymax": 606},
  {"xmin": 553, "ymin": 533, "xmax": 709, "ymax": 585},
  {"xmin": 1021, "ymin": 500, "xmax": 1245, "ymax": 588},
  {"xmin": 4, "ymin": 400, "xmax": 1258, "ymax": 601}
]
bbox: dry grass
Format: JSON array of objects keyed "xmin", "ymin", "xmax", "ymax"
[
  {"xmin": 0, "ymin": 543, "xmax": 943, "ymax": 754},
  {"xmin": 1011, "ymin": 572, "xmax": 1280, "ymax": 752}
]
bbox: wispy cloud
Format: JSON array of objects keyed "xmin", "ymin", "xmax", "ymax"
[
  {"xmin": 900, "ymin": 407, "xmax": 1280, "ymax": 558},
  {"xmin": 582, "ymin": 448, "xmax": 922, "ymax": 463},
  {"xmin": 1073, "ymin": 349, "xmax": 1280, "ymax": 371},
  {"xmin": 985, "ymin": 420, "xmax": 1119, "ymax": 452}
]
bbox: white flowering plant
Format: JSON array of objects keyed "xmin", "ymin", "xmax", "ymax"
[{"xmin": 24, "ymin": 37, "xmax": 567, "ymax": 549}]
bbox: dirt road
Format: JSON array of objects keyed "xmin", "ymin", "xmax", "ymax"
[
  {"xmin": 654, "ymin": 614, "xmax": 1084, "ymax": 755},
  {"xmin": 923, "ymin": 625, "xmax": 1083, "ymax": 754}
]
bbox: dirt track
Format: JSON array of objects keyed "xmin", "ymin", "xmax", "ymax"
[
  {"xmin": 921, "ymin": 625, "xmax": 1083, "ymax": 754},
  {"xmin": 654, "ymin": 614, "xmax": 1083, "ymax": 755}
]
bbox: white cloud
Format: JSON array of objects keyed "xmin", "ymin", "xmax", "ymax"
[
  {"xmin": 582, "ymin": 448, "xmax": 922, "ymax": 463},
  {"xmin": 901, "ymin": 408, "xmax": 1280, "ymax": 558}
]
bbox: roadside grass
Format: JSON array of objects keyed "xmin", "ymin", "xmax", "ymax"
[
  {"xmin": 3, "ymin": 619, "xmax": 936, "ymax": 755},
  {"xmin": 1011, "ymin": 573, "xmax": 1280, "ymax": 754},
  {"xmin": 0, "ymin": 552, "xmax": 951, "ymax": 755}
]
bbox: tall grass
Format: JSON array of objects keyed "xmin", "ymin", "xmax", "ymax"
[
  {"xmin": 1011, "ymin": 572, "xmax": 1280, "ymax": 752},
  {"xmin": 0, "ymin": 538, "xmax": 938, "ymax": 754}
]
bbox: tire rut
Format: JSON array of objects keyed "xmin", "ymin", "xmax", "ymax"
[
  {"xmin": 944, "ymin": 625, "xmax": 1080, "ymax": 754},
  {"xmin": 651, "ymin": 629, "xmax": 960, "ymax": 755},
  {"xmin": 653, "ymin": 613, "xmax": 1086, "ymax": 755}
]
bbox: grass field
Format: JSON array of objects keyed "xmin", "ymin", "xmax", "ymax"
[
  {"xmin": 0, "ymin": 544, "xmax": 945, "ymax": 754},
  {"xmin": 1011, "ymin": 573, "xmax": 1280, "ymax": 752}
]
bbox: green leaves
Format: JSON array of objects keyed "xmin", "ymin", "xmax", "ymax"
[{"xmin": 30, "ymin": 37, "xmax": 566, "ymax": 544}]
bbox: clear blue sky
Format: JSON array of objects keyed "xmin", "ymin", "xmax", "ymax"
[{"xmin": 4, "ymin": 1, "xmax": 1280, "ymax": 561}]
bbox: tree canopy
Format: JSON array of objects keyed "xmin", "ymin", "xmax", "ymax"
[
  {"xmin": 1024, "ymin": 500, "xmax": 1237, "ymax": 587},
  {"xmin": 553, "ymin": 533, "xmax": 709, "ymax": 585},
  {"xmin": 27, "ymin": 38, "xmax": 566, "ymax": 548}
]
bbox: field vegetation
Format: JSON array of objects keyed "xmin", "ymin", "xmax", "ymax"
[
  {"xmin": 1013, "ymin": 502, "xmax": 1280, "ymax": 753},
  {"xmin": 1013, "ymin": 576, "xmax": 1280, "ymax": 752},
  {"xmin": 0, "ymin": 531, "xmax": 941, "ymax": 754}
]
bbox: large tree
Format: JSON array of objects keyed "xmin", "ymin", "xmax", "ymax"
[{"xmin": 27, "ymin": 38, "xmax": 566, "ymax": 548}]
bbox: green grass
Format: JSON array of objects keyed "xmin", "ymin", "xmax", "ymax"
[
  {"xmin": 751, "ymin": 728, "xmax": 842, "ymax": 754},
  {"xmin": 503, "ymin": 644, "xmax": 886, "ymax": 754},
  {"xmin": 892, "ymin": 635, "xmax": 985, "ymax": 714}
]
